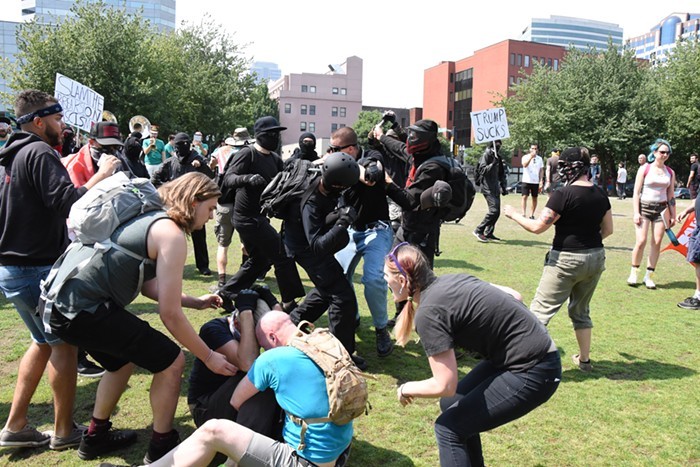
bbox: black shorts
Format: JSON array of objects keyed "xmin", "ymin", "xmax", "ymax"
[
  {"xmin": 50, "ymin": 302, "xmax": 181, "ymax": 373},
  {"xmin": 640, "ymin": 201, "xmax": 667, "ymax": 222},
  {"xmin": 521, "ymin": 183, "xmax": 540, "ymax": 197}
]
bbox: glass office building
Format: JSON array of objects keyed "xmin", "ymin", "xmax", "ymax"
[
  {"xmin": 626, "ymin": 13, "xmax": 700, "ymax": 65},
  {"xmin": 521, "ymin": 15, "xmax": 623, "ymax": 52}
]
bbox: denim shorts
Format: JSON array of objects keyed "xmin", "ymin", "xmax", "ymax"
[{"xmin": 0, "ymin": 264, "xmax": 62, "ymax": 345}]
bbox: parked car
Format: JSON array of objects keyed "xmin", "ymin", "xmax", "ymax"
[{"xmin": 674, "ymin": 187, "xmax": 691, "ymax": 199}]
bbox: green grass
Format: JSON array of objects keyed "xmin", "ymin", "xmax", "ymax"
[{"xmin": 0, "ymin": 195, "xmax": 699, "ymax": 466}]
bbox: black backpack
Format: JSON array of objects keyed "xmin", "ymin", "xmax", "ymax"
[
  {"xmin": 260, "ymin": 158, "xmax": 321, "ymax": 219},
  {"xmin": 420, "ymin": 155, "xmax": 476, "ymax": 223}
]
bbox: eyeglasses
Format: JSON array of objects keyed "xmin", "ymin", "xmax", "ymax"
[
  {"xmin": 329, "ymin": 143, "xmax": 356, "ymax": 152},
  {"xmin": 386, "ymin": 242, "xmax": 409, "ymax": 278}
]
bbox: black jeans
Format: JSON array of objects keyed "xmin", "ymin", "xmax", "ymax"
[
  {"xmin": 290, "ymin": 252, "xmax": 358, "ymax": 355},
  {"xmin": 191, "ymin": 226, "xmax": 210, "ymax": 272},
  {"xmin": 475, "ymin": 190, "xmax": 501, "ymax": 237},
  {"xmin": 434, "ymin": 351, "xmax": 561, "ymax": 466},
  {"xmin": 221, "ymin": 217, "xmax": 305, "ymax": 303}
]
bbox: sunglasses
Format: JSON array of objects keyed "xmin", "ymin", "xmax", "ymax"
[
  {"xmin": 386, "ymin": 242, "xmax": 409, "ymax": 278},
  {"xmin": 329, "ymin": 143, "xmax": 356, "ymax": 152},
  {"xmin": 658, "ymin": 150, "xmax": 670, "ymax": 155}
]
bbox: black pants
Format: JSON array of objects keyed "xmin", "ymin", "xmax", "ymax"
[
  {"xmin": 396, "ymin": 225, "xmax": 439, "ymax": 268},
  {"xmin": 475, "ymin": 190, "xmax": 501, "ymax": 237},
  {"xmin": 191, "ymin": 226, "xmax": 210, "ymax": 272},
  {"xmin": 289, "ymin": 252, "xmax": 358, "ymax": 355},
  {"xmin": 221, "ymin": 217, "xmax": 305, "ymax": 303}
]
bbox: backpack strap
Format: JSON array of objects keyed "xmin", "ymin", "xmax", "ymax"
[{"xmin": 642, "ymin": 163, "xmax": 674, "ymax": 180}]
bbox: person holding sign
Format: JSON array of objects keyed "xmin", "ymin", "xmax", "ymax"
[{"xmin": 473, "ymin": 139, "xmax": 508, "ymax": 242}]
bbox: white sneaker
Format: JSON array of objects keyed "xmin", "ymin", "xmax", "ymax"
[
  {"xmin": 644, "ymin": 273, "xmax": 656, "ymax": 289},
  {"xmin": 627, "ymin": 270, "xmax": 638, "ymax": 286}
]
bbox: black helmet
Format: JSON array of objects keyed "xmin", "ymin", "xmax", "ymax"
[{"xmin": 322, "ymin": 152, "xmax": 359, "ymax": 189}]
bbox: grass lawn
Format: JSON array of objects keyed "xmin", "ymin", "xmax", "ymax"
[{"xmin": 0, "ymin": 194, "xmax": 698, "ymax": 466}]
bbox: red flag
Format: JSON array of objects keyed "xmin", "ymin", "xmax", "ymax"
[{"xmin": 662, "ymin": 211, "xmax": 696, "ymax": 259}]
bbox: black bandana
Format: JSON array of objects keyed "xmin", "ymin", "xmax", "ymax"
[
  {"xmin": 16, "ymin": 103, "xmax": 63, "ymax": 125},
  {"xmin": 557, "ymin": 160, "xmax": 588, "ymax": 185}
]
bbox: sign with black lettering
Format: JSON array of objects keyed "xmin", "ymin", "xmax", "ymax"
[
  {"xmin": 470, "ymin": 107, "xmax": 510, "ymax": 144},
  {"xmin": 54, "ymin": 73, "xmax": 104, "ymax": 133}
]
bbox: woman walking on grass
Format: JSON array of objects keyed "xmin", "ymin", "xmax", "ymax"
[
  {"xmin": 505, "ymin": 147, "xmax": 613, "ymax": 372},
  {"xmin": 384, "ymin": 242, "xmax": 561, "ymax": 467}
]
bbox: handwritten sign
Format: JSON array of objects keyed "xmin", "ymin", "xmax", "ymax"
[
  {"xmin": 54, "ymin": 73, "xmax": 104, "ymax": 133},
  {"xmin": 470, "ymin": 107, "xmax": 510, "ymax": 144}
]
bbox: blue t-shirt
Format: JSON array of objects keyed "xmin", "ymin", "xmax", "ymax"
[
  {"xmin": 247, "ymin": 346, "xmax": 352, "ymax": 463},
  {"xmin": 142, "ymin": 138, "xmax": 165, "ymax": 165}
]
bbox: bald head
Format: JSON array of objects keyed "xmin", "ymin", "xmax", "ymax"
[{"xmin": 256, "ymin": 310, "xmax": 296, "ymax": 350}]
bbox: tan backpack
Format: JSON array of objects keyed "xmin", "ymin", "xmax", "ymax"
[{"xmin": 286, "ymin": 321, "xmax": 371, "ymax": 450}]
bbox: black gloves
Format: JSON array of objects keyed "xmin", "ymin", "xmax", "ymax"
[
  {"xmin": 335, "ymin": 206, "xmax": 357, "ymax": 229},
  {"xmin": 501, "ymin": 186, "xmax": 508, "ymax": 196},
  {"xmin": 420, "ymin": 180, "xmax": 453, "ymax": 209},
  {"xmin": 246, "ymin": 174, "xmax": 267, "ymax": 187},
  {"xmin": 234, "ymin": 289, "xmax": 259, "ymax": 312},
  {"xmin": 382, "ymin": 110, "xmax": 396, "ymax": 124},
  {"xmin": 251, "ymin": 284, "xmax": 279, "ymax": 309}
]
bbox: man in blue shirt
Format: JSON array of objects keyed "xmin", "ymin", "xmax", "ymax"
[{"xmin": 143, "ymin": 310, "xmax": 352, "ymax": 467}]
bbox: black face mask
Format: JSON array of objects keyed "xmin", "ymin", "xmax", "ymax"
[
  {"xmin": 256, "ymin": 132, "xmax": 280, "ymax": 152},
  {"xmin": 300, "ymin": 140, "xmax": 315, "ymax": 154},
  {"xmin": 175, "ymin": 142, "xmax": 190, "ymax": 158}
]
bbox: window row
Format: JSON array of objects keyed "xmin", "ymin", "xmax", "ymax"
[
  {"xmin": 298, "ymin": 122, "xmax": 347, "ymax": 132},
  {"xmin": 284, "ymin": 104, "xmax": 346, "ymax": 117},
  {"xmin": 300, "ymin": 85, "xmax": 347, "ymax": 95},
  {"xmin": 510, "ymin": 53, "xmax": 559, "ymax": 70}
]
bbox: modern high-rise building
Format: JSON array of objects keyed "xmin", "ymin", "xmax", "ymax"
[
  {"xmin": 0, "ymin": 20, "xmax": 20, "ymax": 99},
  {"xmin": 268, "ymin": 56, "xmax": 363, "ymax": 148},
  {"xmin": 423, "ymin": 40, "xmax": 567, "ymax": 148},
  {"xmin": 250, "ymin": 61, "xmax": 282, "ymax": 84},
  {"xmin": 626, "ymin": 13, "xmax": 700, "ymax": 65},
  {"xmin": 20, "ymin": 0, "xmax": 176, "ymax": 32},
  {"xmin": 521, "ymin": 15, "xmax": 623, "ymax": 51}
]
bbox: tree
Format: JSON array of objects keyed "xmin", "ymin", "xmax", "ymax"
[{"xmin": 353, "ymin": 110, "xmax": 383, "ymax": 148}]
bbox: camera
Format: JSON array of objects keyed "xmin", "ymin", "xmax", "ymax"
[
  {"xmin": 375, "ymin": 110, "xmax": 397, "ymax": 130},
  {"xmin": 363, "ymin": 160, "xmax": 384, "ymax": 184}
]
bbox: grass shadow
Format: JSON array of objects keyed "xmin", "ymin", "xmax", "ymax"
[
  {"xmin": 563, "ymin": 353, "xmax": 696, "ymax": 382},
  {"xmin": 348, "ymin": 438, "xmax": 417, "ymax": 466},
  {"xmin": 503, "ymin": 239, "xmax": 552, "ymax": 248},
  {"xmin": 655, "ymin": 280, "xmax": 695, "ymax": 290},
  {"xmin": 433, "ymin": 258, "xmax": 483, "ymax": 271}
]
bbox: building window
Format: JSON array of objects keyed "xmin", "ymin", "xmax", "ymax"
[
  {"xmin": 533, "ymin": 55, "xmax": 538, "ymax": 64},
  {"xmin": 541, "ymin": 57, "xmax": 545, "ymax": 65},
  {"xmin": 332, "ymin": 87, "xmax": 339, "ymax": 94},
  {"xmin": 339, "ymin": 124, "xmax": 345, "ymax": 128},
  {"xmin": 301, "ymin": 85, "xmax": 308, "ymax": 92},
  {"xmin": 332, "ymin": 107, "xmax": 338, "ymax": 117},
  {"xmin": 449, "ymin": 110, "xmax": 453, "ymax": 121},
  {"xmin": 517, "ymin": 54, "xmax": 522, "ymax": 66},
  {"xmin": 339, "ymin": 107, "xmax": 346, "ymax": 118},
  {"xmin": 331, "ymin": 123, "xmax": 338, "ymax": 132},
  {"xmin": 310, "ymin": 85, "xmax": 316, "ymax": 93},
  {"xmin": 309, "ymin": 122, "xmax": 315, "ymax": 132},
  {"xmin": 510, "ymin": 53, "xmax": 515, "ymax": 65},
  {"xmin": 450, "ymin": 73, "xmax": 454, "ymax": 83},
  {"xmin": 309, "ymin": 105, "xmax": 316, "ymax": 115},
  {"xmin": 553, "ymin": 59, "xmax": 559, "ymax": 71},
  {"xmin": 301, "ymin": 105, "xmax": 307, "ymax": 115},
  {"xmin": 300, "ymin": 122, "xmax": 307, "ymax": 131},
  {"xmin": 524, "ymin": 55, "xmax": 530, "ymax": 67},
  {"xmin": 284, "ymin": 103, "xmax": 291, "ymax": 114},
  {"xmin": 509, "ymin": 76, "xmax": 515, "ymax": 85},
  {"xmin": 547, "ymin": 58, "xmax": 552, "ymax": 67},
  {"xmin": 340, "ymin": 88, "xmax": 347, "ymax": 95}
]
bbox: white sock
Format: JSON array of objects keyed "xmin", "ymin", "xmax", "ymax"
[{"xmin": 694, "ymin": 290, "xmax": 700, "ymax": 299}]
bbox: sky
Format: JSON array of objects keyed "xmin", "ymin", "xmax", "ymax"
[{"xmin": 2, "ymin": 1, "xmax": 699, "ymax": 108}]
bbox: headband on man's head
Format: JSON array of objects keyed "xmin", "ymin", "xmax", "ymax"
[{"xmin": 16, "ymin": 103, "xmax": 63, "ymax": 125}]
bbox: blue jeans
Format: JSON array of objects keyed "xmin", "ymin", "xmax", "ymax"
[
  {"xmin": 335, "ymin": 223, "xmax": 393, "ymax": 329},
  {"xmin": 435, "ymin": 351, "xmax": 561, "ymax": 466},
  {"xmin": 0, "ymin": 264, "xmax": 61, "ymax": 345}
]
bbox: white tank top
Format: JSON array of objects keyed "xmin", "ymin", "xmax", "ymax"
[{"xmin": 640, "ymin": 165, "xmax": 671, "ymax": 203}]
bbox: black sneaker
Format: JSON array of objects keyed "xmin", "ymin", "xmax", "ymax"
[
  {"xmin": 77, "ymin": 424, "xmax": 137, "ymax": 460},
  {"xmin": 375, "ymin": 327, "xmax": 394, "ymax": 357},
  {"xmin": 351, "ymin": 354, "xmax": 368, "ymax": 371},
  {"xmin": 677, "ymin": 296, "xmax": 700, "ymax": 310},
  {"xmin": 199, "ymin": 268, "xmax": 212, "ymax": 276},
  {"xmin": 485, "ymin": 234, "xmax": 502, "ymax": 242},
  {"xmin": 472, "ymin": 230, "xmax": 489, "ymax": 243},
  {"xmin": 143, "ymin": 430, "xmax": 180, "ymax": 464},
  {"xmin": 77, "ymin": 357, "xmax": 105, "ymax": 378}
]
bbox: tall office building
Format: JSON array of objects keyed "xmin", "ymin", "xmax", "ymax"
[
  {"xmin": 626, "ymin": 13, "xmax": 700, "ymax": 65},
  {"xmin": 521, "ymin": 15, "xmax": 622, "ymax": 52},
  {"xmin": 21, "ymin": 0, "xmax": 176, "ymax": 32},
  {"xmin": 268, "ymin": 56, "xmax": 363, "ymax": 148},
  {"xmin": 0, "ymin": 21, "xmax": 20, "ymax": 99},
  {"xmin": 250, "ymin": 61, "xmax": 282, "ymax": 84}
]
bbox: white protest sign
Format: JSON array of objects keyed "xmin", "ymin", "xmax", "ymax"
[
  {"xmin": 54, "ymin": 73, "xmax": 104, "ymax": 133},
  {"xmin": 470, "ymin": 107, "xmax": 510, "ymax": 144}
]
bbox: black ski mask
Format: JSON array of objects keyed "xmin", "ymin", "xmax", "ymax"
[{"xmin": 256, "ymin": 132, "xmax": 280, "ymax": 152}]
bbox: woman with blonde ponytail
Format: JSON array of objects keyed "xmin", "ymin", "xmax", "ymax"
[{"xmin": 384, "ymin": 242, "xmax": 561, "ymax": 467}]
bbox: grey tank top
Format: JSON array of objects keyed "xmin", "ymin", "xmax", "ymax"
[{"xmin": 53, "ymin": 210, "xmax": 169, "ymax": 319}]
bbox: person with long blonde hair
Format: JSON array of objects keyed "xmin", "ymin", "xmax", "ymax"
[{"xmin": 384, "ymin": 242, "xmax": 561, "ymax": 467}]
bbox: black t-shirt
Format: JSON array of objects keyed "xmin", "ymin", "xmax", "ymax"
[
  {"xmin": 415, "ymin": 274, "xmax": 552, "ymax": 372},
  {"xmin": 547, "ymin": 156, "xmax": 561, "ymax": 183},
  {"xmin": 546, "ymin": 184, "xmax": 610, "ymax": 251},
  {"xmin": 343, "ymin": 149, "xmax": 390, "ymax": 229},
  {"xmin": 187, "ymin": 317, "xmax": 240, "ymax": 403},
  {"xmin": 225, "ymin": 146, "xmax": 283, "ymax": 222},
  {"xmin": 691, "ymin": 162, "xmax": 700, "ymax": 185}
]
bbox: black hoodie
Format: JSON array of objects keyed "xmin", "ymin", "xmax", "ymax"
[{"xmin": 0, "ymin": 131, "xmax": 87, "ymax": 265}]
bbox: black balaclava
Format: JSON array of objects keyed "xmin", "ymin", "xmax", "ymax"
[
  {"xmin": 173, "ymin": 132, "xmax": 192, "ymax": 160},
  {"xmin": 298, "ymin": 132, "xmax": 317, "ymax": 160},
  {"xmin": 256, "ymin": 132, "xmax": 280, "ymax": 152}
]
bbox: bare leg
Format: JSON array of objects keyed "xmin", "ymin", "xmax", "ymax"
[
  {"xmin": 4, "ymin": 342, "xmax": 51, "ymax": 432},
  {"xmin": 531, "ymin": 196, "xmax": 538, "ymax": 218},
  {"xmin": 521, "ymin": 195, "xmax": 528, "ymax": 217},
  {"xmin": 92, "ymin": 363, "xmax": 135, "ymax": 420},
  {"xmin": 631, "ymin": 218, "xmax": 650, "ymax": 266},
  {"xmin": 150, "ymin": 419, "xmax": 254, "ymax": 467},
  {"xmin": 216, "ymin": 245, "xmax": 228, "ymax": 277},
  {"xmin": 47, "ymin": 343, "xmax": 78, "ymax": 438},
  {"xmin": 574, "ymin": 328, "xmax": 592, "ymax": 362},
  {"xmin": 150, "ymin": 351, "xmax": 185, "ymax": 433},
  {"xmin": 647, "ymin": 220, "xmax": 666, "ymax": 269}
]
